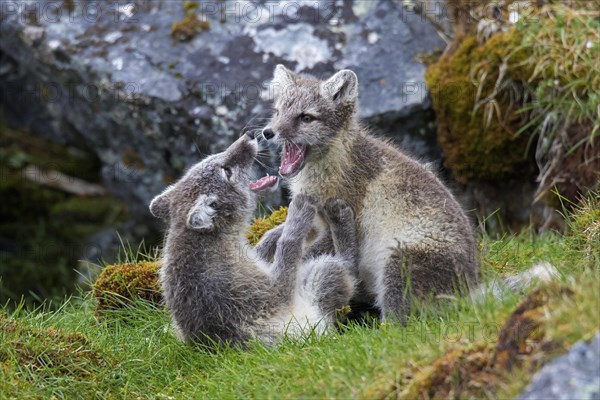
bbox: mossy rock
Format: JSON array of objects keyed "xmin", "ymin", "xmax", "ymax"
[
  {"xmin": 0, "ymin": 120, "xmax": 100, "ymax": 181},
  {"xmin": 425, "ymin": 30, "xmax": 534, "ymax": 183},
  {"xmin": 426, "ymin": 1, "xmax": 599, "ymax": 201},
  {"xmin": 395, "ymin": 284, "xmax": 574, "ymax": 399},
  {"xmin": 93, "ymin": 261, "xmax": 162, "ymax": 313},
  {"xmin": 93, "ymin": 208, "xmax": 289, "ymax": 312}
]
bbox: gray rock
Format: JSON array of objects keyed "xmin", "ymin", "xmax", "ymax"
[
  {"xmin": 0, "ymin": 0, "xmax": 444, "ymax": 228},
  {"xmin": 517, "ymin": 332, "xmax": 600, "ymax": 400}
]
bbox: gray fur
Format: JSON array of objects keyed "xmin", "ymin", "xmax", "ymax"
[
  {"xmin": 263, "ymin": 65, "xmax": 480, "ymax": 322},
  {"xmin": 150, "ymin": 135, "xmax": 356, "ymax": 346}
]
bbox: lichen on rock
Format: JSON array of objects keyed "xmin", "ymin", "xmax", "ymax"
[
  {"xmin": 170, "ymin": 1, "xmax": 210, "ymax": 41},
  {"xmin": 171, "ymin": 14, "xmax": 210, "ymax": 42}
]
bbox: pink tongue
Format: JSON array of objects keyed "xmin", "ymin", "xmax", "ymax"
[
  {"xmin": 280, "ymin": 143, "xmax": 306, "ymax": 176},
  {"xmin": 250, "ymin": 175, "xmax": 278, "ymax": 192}
]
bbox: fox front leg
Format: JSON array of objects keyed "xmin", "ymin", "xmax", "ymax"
[
  {"xmin": 270, "ymin": 194, "xmax": 317, "ymax": 292},
  {"xmin": 323, "ymin": 198, "xmax": 359, "ymax": 276},
  {"xmin": 254, "ymin": 224, "xmax": 284, "ymax": 263}
]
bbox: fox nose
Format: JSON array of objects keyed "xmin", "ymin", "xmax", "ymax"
[
  {"xmin": 245, "ymin": 130, "xmax": 256, "ymax": 139},
  {"xmin": 262, "ymin": 128, "xmax": 275, "ymax": 140}
]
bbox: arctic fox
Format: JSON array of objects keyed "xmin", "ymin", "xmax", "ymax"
[
  {"xmin": 259, "ymin": 65, "xmax": 480, "ymax": 322},
  {"xmin": 150, "ymin": 135, "xmax": 357, "ymax": 346}
]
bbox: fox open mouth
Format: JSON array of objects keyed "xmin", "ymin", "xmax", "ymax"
[
  {"xmin": 249, "ymin": 141, "xmax": 307, "ymax": 192},
  {"xmin": 280, "ymin": 142, "xmax": 307, "ymax": 177}
]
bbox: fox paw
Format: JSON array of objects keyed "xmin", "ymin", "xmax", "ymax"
[
  {"xmin": 324, "ymin": 198, "xmax": 354, "ymax": 226},
  {"xmin": 288, "ymin": 193, "xmax": 317, "ymax": 222}
]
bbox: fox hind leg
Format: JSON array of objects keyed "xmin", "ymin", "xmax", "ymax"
[
  {"xmin": 379, "ymin": 245, "xmax": 476, "ymax": 323},
  {"xmin": 300, "ymin": 258, "xmax": 356, "ymax": 320},
  {"xmin": 323, "ymin": 198, "xmax": 359, "ymax": 276}
]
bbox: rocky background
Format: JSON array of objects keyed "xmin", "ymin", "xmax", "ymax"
[
  {"xmin": 0, "ymin": 0, "xmax": 447, "ymax": 303},
  {"xmin": 0, "ymin": 0, "xmax": 597, "ymax": 304}
]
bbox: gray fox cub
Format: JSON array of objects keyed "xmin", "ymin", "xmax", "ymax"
[
  {"xmin": 259, "ymin": 65, "xmax": 480, "ymax": 322},
  {"xmin": 150, "ymin": 135, "xmax": 356, "ymax": 346}
]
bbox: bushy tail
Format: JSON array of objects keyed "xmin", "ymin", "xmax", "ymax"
[{"xmin": 473, "ymin": 262, "xmax": 560, "ymax": 301}]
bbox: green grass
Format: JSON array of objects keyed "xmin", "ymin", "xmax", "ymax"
[{"xmin": 1, "ymin": 201, "xmax": 599, "ymax": 399}]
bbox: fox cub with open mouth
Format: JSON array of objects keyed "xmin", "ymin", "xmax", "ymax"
[
  {"xmin": 258, "ymin": 65, "xmax": 480, "ymax": 322},
  {"xmin": 150, "ymin": 135, "xmax": 357, "ymax": 346}
]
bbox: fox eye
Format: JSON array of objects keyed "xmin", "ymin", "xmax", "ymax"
[
  {"xmin": 222, "ymin": 166, "xmax": 232, "ymax": 179},
  {"xmin": 209, "ymin": 201, "xmax": 218, "ymax": 209},
  {"xmin": 300, "ymin": 114, "xmax": 315, "ymax": 123}
]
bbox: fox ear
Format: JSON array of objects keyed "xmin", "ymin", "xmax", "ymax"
[
  {"xmin": 149, "ymin": 186, "xmax": 174, "ymax": 220},
  {"xmin": 186, "ymin": 194, "xmax": 217, "ymax": 231},
  {"xmin": 321, "ymin": 69, "xmax": 358, "ymax": 104},
  {"xmin": 272, "ymin": 64, "xmax": 296, "ymax": 93}
]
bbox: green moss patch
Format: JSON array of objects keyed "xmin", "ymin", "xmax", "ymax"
[
  {"xmin": 426, "ymin": 31, "xmax": 533, "ymax": 183},
  {"xmin": 93, "ymin": 261, "xmax": 162, "ymax": 313},
  {"xmin": 246, "ymin": 207, "xmax": 288, "ymax": 245}
]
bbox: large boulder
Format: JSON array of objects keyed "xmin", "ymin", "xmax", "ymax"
[{"xmin": 0, "ymin": 0, "xmax": 445, "ymax": 226}]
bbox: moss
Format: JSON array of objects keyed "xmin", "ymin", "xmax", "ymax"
[
  {"xmin": 0, "ymin": 120, "xmax": 100, "ymax": 181},
  {"xmin": 395, "ymin": 284, "xmax": 574, "ymax": 399},
  {"xmin": 93, "ymin": 261, "xmax": 162, "ymax": 313},
  {"xmin": 426, "ymin": 1, "xmax": 599, "ymax": 203},
  {"xmin": 399, "ymin": 342, "xmax": 496, "ymax": 399},
  {"xmin": 0, "ymin": 314, "xmax": 111, "ymax": 379},
  {"xmin": 493, "ymin": 285, "xmax": 573, "ymax": 371},
  {"xmin": 50, "ymin": 197, "xmax": 126, "ymax": 226},
  {"xmin": 425, "ymin": 30, "xmax": 534, "ymax": 183},
  {"xmin": 246, "ymin": 207, "xmax": 288, "ymax": 245}
]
